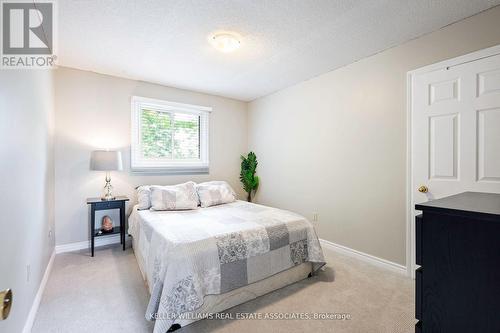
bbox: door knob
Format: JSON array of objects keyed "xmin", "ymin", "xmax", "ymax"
[
  {"xmin": 418, "ymin": 185, "xmax": 428, "ymax": 193},
  {"xmin": 0, "ymin": 289, "xmax": 12, "ymax": 320}
]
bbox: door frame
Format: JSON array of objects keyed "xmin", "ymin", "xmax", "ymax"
[{"xmin": 406, "ymin": 44, "xmax": 500, "ymax": 278}]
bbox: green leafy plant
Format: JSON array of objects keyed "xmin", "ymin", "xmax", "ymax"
[{"xmin": 240, "ymin": 152, "xmax": 259, "ymax": 202}]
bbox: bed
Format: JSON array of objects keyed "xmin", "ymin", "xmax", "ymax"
[{"xmin": 128, "ymin": 199, "xmax": 325, "ymax": 333}]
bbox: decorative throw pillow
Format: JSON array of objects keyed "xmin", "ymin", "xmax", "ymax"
[
  {"xmin": 196, "ymin": 181, "xmax": 236, "ymax": 208},
  {"xmin": 150, "ymin": 181, "xmax": 199, "ymax": 211},
  {"xmin": 136, "ymin": 185, "xmax": 154, "ymax": 210}
]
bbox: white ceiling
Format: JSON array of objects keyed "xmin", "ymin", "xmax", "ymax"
[{"xmin": 58, "ymin": 0, "xmax": 500, "ymax": 101}]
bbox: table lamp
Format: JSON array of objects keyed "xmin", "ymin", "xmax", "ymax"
[{"xmin": 90, "ymin": 150, "xmax": 123, "ymax": 200}]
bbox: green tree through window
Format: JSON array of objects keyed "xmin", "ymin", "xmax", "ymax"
[{"xmin": 140, "ymin": 109, "xmax": 200, "ymax": 160}]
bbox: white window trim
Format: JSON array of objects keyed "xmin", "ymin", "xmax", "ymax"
[{"xmin": 131, "ymin": 96, "xmax": 211, "ymax": 174}]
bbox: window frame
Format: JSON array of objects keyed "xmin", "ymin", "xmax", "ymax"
[{"xmin": 131, "ymin": 96, "xmax": 211, "ymax": 174}]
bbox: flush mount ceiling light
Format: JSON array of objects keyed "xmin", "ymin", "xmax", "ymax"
[{"xmin": 209, "ymin": 32, "xmax": 241, "ymax": 53}]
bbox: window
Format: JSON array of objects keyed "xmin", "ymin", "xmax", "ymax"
[{"xmin": 131, "ymin": 96, "xmax": 210, "ymax": 173}]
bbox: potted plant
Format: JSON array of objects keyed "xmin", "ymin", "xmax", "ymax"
[{"xmin": 240, "ymin": 152, "xmax": 259, "ymax": 202}]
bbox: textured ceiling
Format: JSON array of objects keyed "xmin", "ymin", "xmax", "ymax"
[{"xmin": 57, "ymin": 0, "xmax": 500, "ymax": 101}]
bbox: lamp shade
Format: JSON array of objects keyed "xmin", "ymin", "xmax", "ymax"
[{"xmin": 90, "ymin": 150, "xmax": 123, "ymax": 171}]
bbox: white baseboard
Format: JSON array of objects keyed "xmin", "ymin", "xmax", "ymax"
[
  {"xmin": 23, "ymin": 250, "xmax": 55, "ymax": 333},
  {"xmin": 319, "ymin": 239, "xmax": 408, "ymax": 276},
  {"xmin": 55, "ymin": 235, "xmax": 123, "ymax": 254}
]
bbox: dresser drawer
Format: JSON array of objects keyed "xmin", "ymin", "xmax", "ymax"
[
  {"xmin": 415, "ymin": 214, "xmax": 422, "ymax": 266},
  {"xmin": 415, "ymin": 267, "xmax": 422, "ymax": 320}
]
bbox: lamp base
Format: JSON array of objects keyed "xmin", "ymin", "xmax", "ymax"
[{"xmin": 102, "ymin": 173, "xmax": 115, "ymax": 201}]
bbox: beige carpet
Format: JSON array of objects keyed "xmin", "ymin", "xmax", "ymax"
[{"xmin": 32, "ymin": 244, "xmax": 415, "ymax": 333}]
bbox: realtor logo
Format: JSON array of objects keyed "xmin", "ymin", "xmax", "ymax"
[{"xmin": 1, "ymin": 0, "xmax": 56, "ymax": 68}]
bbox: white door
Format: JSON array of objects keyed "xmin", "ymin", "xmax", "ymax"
[{"xmin": 411, "ymin": 51, "xmax": 500, "ymax": 273}]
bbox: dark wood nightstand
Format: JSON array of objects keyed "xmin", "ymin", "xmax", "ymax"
[{"xmin": 86, "ymin": 196, "xmax": 129, "ymax": 257}]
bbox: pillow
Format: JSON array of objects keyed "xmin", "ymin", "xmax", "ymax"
[
  {"xmin": 150, "ymin": 181, "xmax": 199, "ymax": 211},
  {"xmin": 136, "ymin": 185, "xmax": 154, "ymax": 210},
  {"xmin": 196, "ymin": 181, "xmax": 236, "ymax": 208}
]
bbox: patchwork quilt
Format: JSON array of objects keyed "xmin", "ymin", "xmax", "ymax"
[{"xmin": 128, "ymin": 200, "xmax": 325, "ymax": 333}]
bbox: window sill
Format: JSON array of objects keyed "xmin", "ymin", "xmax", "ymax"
[{"xmin": 130, "ymin": 166, "xmax": 209, "ymax": 175}]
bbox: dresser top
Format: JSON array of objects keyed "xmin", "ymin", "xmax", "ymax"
[{"xmin": 415, "ymin": 192, "xmax": 500, "ymax": 217}]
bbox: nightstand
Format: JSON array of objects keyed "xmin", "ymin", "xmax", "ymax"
[{"xmin": 86, "ymin": 196, "xmax": 129, "ymax": 257}]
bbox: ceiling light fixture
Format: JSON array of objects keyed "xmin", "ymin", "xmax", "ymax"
[{"xmin": 210, "ymin": 32, "xmax": 241, "ymax": 53}]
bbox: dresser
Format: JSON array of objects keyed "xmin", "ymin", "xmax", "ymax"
[{"xmin": 415, "ymin": 192, "xmax": 500, "ymax": 333}]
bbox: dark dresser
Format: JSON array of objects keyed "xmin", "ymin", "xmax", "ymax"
[{"xmin": 415, "ymin": 192, "xmax": 500, "ymax": 333}]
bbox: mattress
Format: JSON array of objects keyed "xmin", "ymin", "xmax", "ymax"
[{"xmin": 128, "ymin": 200, "xmax": 325, "ymax": 332}]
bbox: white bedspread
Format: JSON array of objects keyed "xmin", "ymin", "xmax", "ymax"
[{"xmin": 129, "ymin": 200, "xmax": 325, "ymax": 332}]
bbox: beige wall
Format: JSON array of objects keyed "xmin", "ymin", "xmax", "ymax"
[
  {"xmin": 0, "ymin": 70, "xmax": 55, "ymax": 332},
  {"xmin": 54, "ymin": 67, "xmax": 248, "ymax": 245},
  {"xmin": 248, "ymin": 6, "xmax": 500, "ymax": 266}
]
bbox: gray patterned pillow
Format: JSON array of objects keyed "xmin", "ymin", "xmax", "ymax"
[
  {"xmin": 196, "ymin": 181, "xmax": 236, "ymax": 208},
  {"xmin": 150, "ymin": 182, "xmax": 199, "ymax": 211}
]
